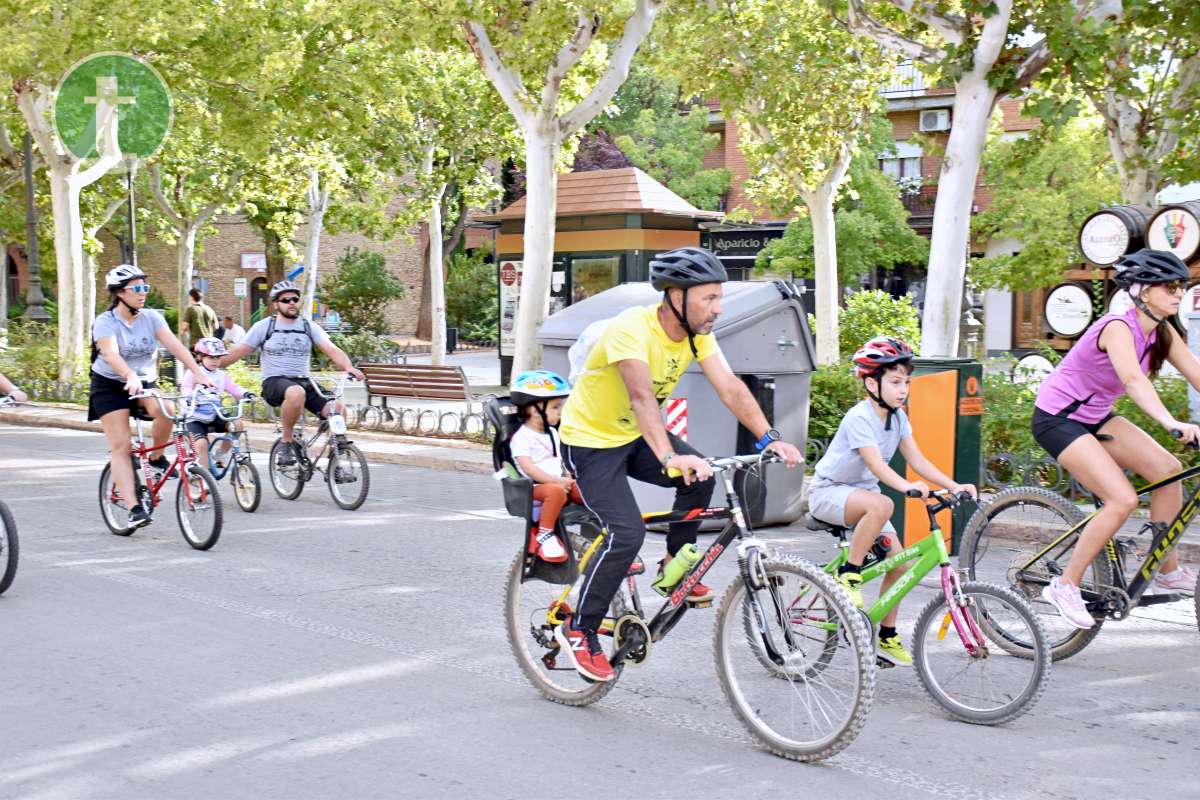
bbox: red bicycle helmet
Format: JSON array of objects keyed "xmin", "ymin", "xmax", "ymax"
[{"xmin": 852, "ymin": 336, "xmax": 914, "ymax": 379}]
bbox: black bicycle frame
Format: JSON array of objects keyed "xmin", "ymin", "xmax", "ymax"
[
  {"xmin": 1019, "ymin": 462, "xmax": 1200, "ymax": 610},
  {"xmin": 608, "ymin": 473, "xmax": 765, "ymax": 666}
]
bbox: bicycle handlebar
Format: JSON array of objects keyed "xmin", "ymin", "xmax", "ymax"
[
  {"xmin": 128, "ymin": 390, "xmax": 189, "ymax": 420},
  {"xmin": 210, "ymin": 394, "xmax": 256, "ymax": 422},
  {"xmin": 299, "ymin": 374, "xmax": 355, "ymax": 402},
  {"xmin": 1170, "ymin": 429, "xmax": 1200, "ymax": 451}
]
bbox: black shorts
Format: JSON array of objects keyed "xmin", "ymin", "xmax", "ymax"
[
  {"xmin": 186, "ymin": 418, "xmax": 232, "ymax": 438},
  {"xmin": 88, "ymin": 372, "xmax": 159, "ymax": 422},
  {"xmin": 1032, "ymin": 407, "xmax": 1116, "ymax": 459},
  {"xmin": 262, "ymin": 376, "xmax": 329, "ymax": 417}
]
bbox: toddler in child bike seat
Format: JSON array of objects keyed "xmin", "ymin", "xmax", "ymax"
[
  {"xmin": 182, "ymin": 337, "xmax": 253, "ymax": 469},
  {"xmin": 509, "ymin": 370, "xmax": 580, "ymax": 564}
]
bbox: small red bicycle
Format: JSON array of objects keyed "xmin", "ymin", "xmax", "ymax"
[{"xmin": 98, "ymin": 391, "xmax": 223, "ymax": 550}]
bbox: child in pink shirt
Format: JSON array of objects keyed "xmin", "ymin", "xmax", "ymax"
[{"xmin": 182, "ymin": 337, "xmax": 252, "ymax": 468}]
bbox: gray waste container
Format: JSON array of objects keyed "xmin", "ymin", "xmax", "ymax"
[{"xmin": 537, "ymin": 280, "xmax": 815, "ymax": 526}]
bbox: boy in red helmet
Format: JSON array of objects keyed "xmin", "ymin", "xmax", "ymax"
[{"xmin": 807, "ymin": 336, "xmax": 977, "ymax": 665}]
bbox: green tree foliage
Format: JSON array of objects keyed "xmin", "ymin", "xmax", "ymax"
[
  {"xmin": 445, "ymin": 249, "xmax": 499, "ymax": 343},
  {"xmin": 971, "ymin": 117, "xmax": 1120, "ymax": 291},
  {"xmin": 834, "ymin": 289, "xmax": 921, "ymax": 358},
  {"xmin": 596, "ymin": 63, "xmax": 729, "ymax": 210},
  {"xmin": 755, "ymin": 152, "xmax": 927, "ymax": 285},
  {"xmin": 319, "ymin": 247, "xmax": 405, "ymax": 334},
  {"xmin": 1029, "ymin": 0, "xmax": 1200, "ymax": 203}
]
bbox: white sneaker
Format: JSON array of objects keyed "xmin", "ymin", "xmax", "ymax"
[
  {"xmin": 529, "ymin": 528, "xmax": 567, "ymax": 563},
  {"xmin": 1041, "ymin": 577, "xmax": 1096, "ymax": 629},
  {"xmin": 1153, "ymin": 566, "xmax": 1197, "ymax": 596}
]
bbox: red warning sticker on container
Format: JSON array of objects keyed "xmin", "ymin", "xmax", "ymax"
[{"xmin": 959, "ymin": 397, "xmax": 983, "ymax": 416}]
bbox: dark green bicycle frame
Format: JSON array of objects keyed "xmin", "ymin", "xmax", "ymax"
[
  {"xmin": 1012, "ymin": 462, "xmax": 1200, "ymax": 611},
  {"xmin": 823, "ymin": 530, "xmax": 952, "ymax": 625}
]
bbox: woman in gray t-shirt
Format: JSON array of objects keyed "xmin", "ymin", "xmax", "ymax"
[{"xmin": 91, "ymin": 264, "xmax": 213, "ymax": 529}]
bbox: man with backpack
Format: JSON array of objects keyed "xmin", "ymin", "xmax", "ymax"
[{"xmin": 221, "ymin": 280, "xmax": 364, "ymax": 464}]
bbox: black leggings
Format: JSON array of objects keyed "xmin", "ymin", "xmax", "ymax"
[{"xmin": 563, "ymin": 434, "xmax": 715, "ymax": 633}]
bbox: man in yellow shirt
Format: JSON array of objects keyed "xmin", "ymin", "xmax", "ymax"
[{"xmin": 555, "ymin": 247, "xmax": 802, "ymax": 682}]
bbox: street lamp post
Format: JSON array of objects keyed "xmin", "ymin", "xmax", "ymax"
[
  {"xmin": 21, "ymin": 132, "xmax": 50, "ymax": 322},
  {"xmin": 125, "ymin": 155, "xmax": 138, "ymax": 266}
]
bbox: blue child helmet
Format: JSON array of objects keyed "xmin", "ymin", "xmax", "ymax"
[{"xmin": 510, "ymin": 370, "xmax": 570, "ymax": 406}]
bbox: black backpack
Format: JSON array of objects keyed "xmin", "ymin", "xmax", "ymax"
[{"xmin": 262, "ymin": 316, "xmax": 317, "ymax": 345}]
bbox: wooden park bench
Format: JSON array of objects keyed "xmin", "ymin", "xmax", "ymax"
[{"xmin": 359, "ymin": 362, "xmax": 479, "ymax": 409}]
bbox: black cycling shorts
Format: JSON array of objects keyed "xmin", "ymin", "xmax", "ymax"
[
  {"xmin": 1032, "ymin": 407, "xmax": 1116, "ymax": 459},
  {"xmin": 88, "ymin": 373, "xmax": 158, "ymax": 422},
  {"xmin": 262, "ymin": 376, "xmax": 329, "ymax": 417},
  {"xmin": 186, "ymin": 418, "xmax": 232, "ymax": 438}
]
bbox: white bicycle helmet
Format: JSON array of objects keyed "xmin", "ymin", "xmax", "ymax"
[
  {"xmin": 105, "ymin": 264, "xmax": 146, "ymax": 290},
  {"xmin": 270, "ymin": 280, "xmax": 300, "ymax": 301}
]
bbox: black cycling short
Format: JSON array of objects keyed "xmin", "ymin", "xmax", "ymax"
[
  {"xmin": 262, "ymin": 376, "xmax": 329, "ymax": 417},
  {"xmin": 1032, "ymin": 407, "xmax": 1116, "ymax": 459},
  {"xmin": 186, "ymin": 418, "xmax": 232, "ymax": 438},
  {"xmin": 88, "ymin": 372, "xmax": 158, "ymax": 422}
]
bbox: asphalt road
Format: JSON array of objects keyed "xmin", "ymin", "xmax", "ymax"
[{"xmin": 2, "ymin": 425, "xmax": 1198, "ymax": 800}]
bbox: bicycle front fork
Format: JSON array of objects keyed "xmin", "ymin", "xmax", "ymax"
[{"xmin": 939, "ymin": 565, "xmax": 986, "ymax": 658}]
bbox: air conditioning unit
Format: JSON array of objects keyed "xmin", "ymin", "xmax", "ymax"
[{"xmin": 919, "ymin": 109, "xmax": 951, "ymax": 132}]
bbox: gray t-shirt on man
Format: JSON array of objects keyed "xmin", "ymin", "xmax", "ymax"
[
  {"xmin": 91, "ymin": 308, "xmax": 167, "ymax": 382},
  {"xmin": 241, "ymin": 316, "xmax": 329, "ymax": 379},
  {"xmin": 810, "ymin": 399, "xmax": 912, "ymax": 491}
]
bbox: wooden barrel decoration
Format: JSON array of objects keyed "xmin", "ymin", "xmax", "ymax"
[
  {"xmin": 1079, "ymin": 204, "xmax": 1152, "ymax": 265},
  {"xmin": 1146, "ymin": 201, "xmax": 1200, "ymax": 264}
]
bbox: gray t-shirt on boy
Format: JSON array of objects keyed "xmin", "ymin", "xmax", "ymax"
[{"xmin": 810, "ymin": 399, "xmax": 912, "ymax": 490}]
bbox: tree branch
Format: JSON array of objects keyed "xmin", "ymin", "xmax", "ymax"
[
  {"xmin": 972, "ymin": 0, "xmax": 1012, "ymax": 75},
  {"xmin": 845, "ymin": 0, "xmax": 946, "ymax": 64},
  {"xmin": 87, "ymin": 195, "xmax": 127, "ymax": 237},
  {"xmin": 14, "ymin": 80, "xmax": 64, "ymax": 168},
  {"xmin": 889, "ymin": 0, "xmax": 965, "ymax": 46},
  {"xmin": 541, "ymin": 11, "xmax": 601, "ymax": 115},
  {"xmin": 1011, "ymin": 38, "xmax": 1053, "ymax": 93},
  {"xmin": 559, "ymin": 0, "xmax": 665, "ymax": 136},
  {"xmin": 463, "ymin": 20, "xmax": 533, "ymax": 128},
  {"xmin": 1150, "ymin": 51, "xmax": 1200, "ymax": 163},
  {"xmin": 147, "ymin": 163, "xmax": 185, "ymax": 229}
]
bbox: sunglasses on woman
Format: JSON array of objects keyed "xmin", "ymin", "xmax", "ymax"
[
  {"xmin": 126, "ymin": 284, "xmax": 151, "ymax": 294},
  {"xmin": 1158, "ymin": 281, "xmax": 1186, "ymax": 294}
]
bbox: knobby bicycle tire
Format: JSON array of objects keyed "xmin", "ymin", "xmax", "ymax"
[
  {"xmin": 0, "ymin": 500, "xmax": 18, "ymax": 594},
  {"xmin": 912, "ymin": 580, "xmax": 1050, "ymax": 725},
  {"xmin": 959, "ymin": 486, "xmax": 1110, "ymax": 661}
]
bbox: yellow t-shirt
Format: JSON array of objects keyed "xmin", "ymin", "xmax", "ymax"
[{"xmin": 559, "ymin": 304, "xmax": 720, "ymax": 449}]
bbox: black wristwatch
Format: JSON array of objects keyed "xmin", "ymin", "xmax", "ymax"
[{"xmin": 755, "ymin": 428, "xmax": 782, "ymax": 451}]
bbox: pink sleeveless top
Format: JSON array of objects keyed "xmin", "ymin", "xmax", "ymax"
[{"xmin": 1035, "ymin": 306, "xmax": 1156, "ymax": 424}]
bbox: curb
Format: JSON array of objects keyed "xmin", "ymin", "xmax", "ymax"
[{"xmin": 0, "ymin": 409, "xmax": 493, "ymax": 475}]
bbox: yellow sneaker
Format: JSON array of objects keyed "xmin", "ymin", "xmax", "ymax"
[
  {"xmin": 878, "ymin": 634, "xmax": 913, "ymax": 666},
  {"xmin": 835, "ymin": 571, "xmax": 864, "ymax": 609}
]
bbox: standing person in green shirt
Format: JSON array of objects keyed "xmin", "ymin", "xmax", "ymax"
[{"xmin": 180, "ymin": 288, "xmax": 218, "ymax": 346}]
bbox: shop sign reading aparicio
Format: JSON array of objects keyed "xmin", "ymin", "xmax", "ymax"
[{"xmin": 706, "ymin": 229, "xmax": 783, "ymax": 257}]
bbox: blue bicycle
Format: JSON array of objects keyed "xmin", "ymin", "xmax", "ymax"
[{"xmin": 203, "ymin": 395, "xmax": 262, "ymax": 513}]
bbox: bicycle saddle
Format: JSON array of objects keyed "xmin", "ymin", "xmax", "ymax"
[{"xmin": 804, "ymin": 514, "xmax": 848, "ymax": 537}]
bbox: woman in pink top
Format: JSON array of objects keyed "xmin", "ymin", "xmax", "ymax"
[
  {"xmin": 1033, "ymin": 249, "xmax": 1199, "ymax": 628},
  {"xmin": 182, "ymin": 337, "xmax": 253, "ymax": 469}
]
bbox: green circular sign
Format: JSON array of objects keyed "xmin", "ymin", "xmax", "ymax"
[{"xmin": 54, "ymin": 52, "xmax": 171, "ymax": 161}]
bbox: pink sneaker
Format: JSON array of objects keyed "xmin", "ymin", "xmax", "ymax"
[
  {"xmin": 1041, "ymin": 577, "xmax": 1096, "ymax": 629},
  {"xmin": 1153, "ymin": 566, "xmax": 1197, "ymax": 596}
]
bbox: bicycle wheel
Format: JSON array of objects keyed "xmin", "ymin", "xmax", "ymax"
[
  {"xmin": 912, "ymin": 580, "xmax": 1050, "ymax": 725},
  {"xmin": 98, "ymin": 463, "xmax": 137, "ymax": 536},
  {"xmin": 232, "ymin": 458, "xmax": 262, "ymax": 513},
  {"xmin": 504, "ymin": 526, "xmax": 624, "ymax": 706},
  {"xmin": 714, "ymin": 556, "xmax": 874, "ymax": 762},
  {"xmin": 959, "ymin": 487, "xmax": 1111, "ymax": 661},
  {"xmin": 268, "ymin": 440, "xmax": 306, "ymax": 501},
  {"xmin": 327, "ymin": 440, "xmax": 370, "ymax": 510},
  {"xmin": 0, "ymin": 500, "xmax": 18, "ymax": 594},
  {"xmin": 176, "ymin": 464, "xmax": 223, "ymax": 551}
]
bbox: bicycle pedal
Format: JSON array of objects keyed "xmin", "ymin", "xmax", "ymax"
[
  {"xmin": 626, "ymin": 559, "xmax": 645, "ymax": 576},
  {"xmin": 875, "ymin": 656, "xmax": 897, "ymax": 670},
  {"xmin": 686, "ymin": 598, "xmax": 714, "ymax": 609}
]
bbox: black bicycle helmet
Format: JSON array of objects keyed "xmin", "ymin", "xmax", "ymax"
[
  {"xmin": 1113, "ymin": 249, "xmax": 1189, "ymax": 288},
  {"xmin": 649, "ymin": 247, "xmax": 728, "ymax": 357},
  {"xmin": 649, "ymin": 247, "xmax": 728, "ymax": 290}
]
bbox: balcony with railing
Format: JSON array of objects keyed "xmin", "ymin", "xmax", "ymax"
[
  {"xmin": 882, "ymin": 61, "xmax": 926, "ymax": 96},
  {"xmin": 901, "ymin": 188, "xmax": 937, "ymax": 218}
]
